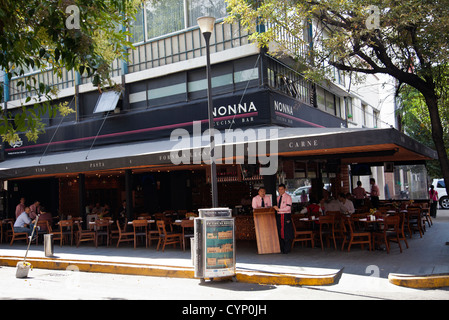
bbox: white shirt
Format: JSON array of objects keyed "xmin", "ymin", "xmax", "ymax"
[
  {"xmin": 14, "ymin": 212, "xmax": 31, "ymax": 228},
  {"xmin": 340, "ymin": 199, "xmax": 355, "ymax": 214}
]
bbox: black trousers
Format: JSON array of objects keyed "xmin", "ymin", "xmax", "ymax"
[{"xmin": 276, "ymin": 213, "xmax": 294, "ymax": 253}]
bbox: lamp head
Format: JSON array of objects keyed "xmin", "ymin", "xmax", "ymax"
[{"xmin": 197, "ymin": 16, "xmax": 216, "ymax": 34}]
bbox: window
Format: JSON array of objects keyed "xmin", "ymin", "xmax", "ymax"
[
  {"xmin": 187, "ymin": 0, "xmax": 227, "ymax": 28},
  {"xmin": 129, "ymin": 1, "xmax": 228, "ymax": 43},
  {"xmin": 145, "ymin": 0, "xmax": 185, "ymax": 40},
  {"xmin": 373, "ymin": 110, "xmax": 379, "ymax": 128},
  {"xmin": 362, "ymin": 103, "xmax": 367, "ymax": 126},
  {"xmin": 345, "ymin": 97, "xmax": 353, "ymax": 120},
  {"xmin": 129, "ymin": 5, "xmax": 145, "ymax": 43}
]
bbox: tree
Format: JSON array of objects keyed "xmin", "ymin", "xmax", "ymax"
[
  {"xmin": 226, "ymin": 0, "xmax": 449, "ymax": 196},
  {"xmin": 397, "ymin": 78, "xmax": 449, "ymax": 179},
  {"xmin": 0, "ymin": 0, "xmax": 142, "ymax": 144}
]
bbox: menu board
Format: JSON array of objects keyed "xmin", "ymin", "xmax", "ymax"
[{"xmin": 204, "ymin": 219, "xmax": 235, "ymax": 278}]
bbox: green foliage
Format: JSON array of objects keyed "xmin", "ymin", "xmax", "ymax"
[{"xmin": 0, "ymin": 0, "xmax": 142, "ymax": 145}]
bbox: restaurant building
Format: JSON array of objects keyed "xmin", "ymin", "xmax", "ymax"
[{"xmin": 0, "ymin": 1, "xmax": 436, "ymax": 237}]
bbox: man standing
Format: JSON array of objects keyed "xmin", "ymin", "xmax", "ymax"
[
  {"xmin": 368, "ymin": 178, "xmax": 380, "ymax": 209},
  {"xmin": 15, "ymin": 197, "xmax": 26, "ymax": 219},
  {"xmin": 273, "ymin": 184, "xmax": 293, "ymax": 254},
  {"xmin": 352, "ymin": 181, "xmax": 366, "ymax": 207},
  {"xmin": 252, "ymin": 187, "xmax": 272, "ymax": 209},
  {"xmin": 29, "ymin": 200, "xmax": 40, "ymax": 220}
]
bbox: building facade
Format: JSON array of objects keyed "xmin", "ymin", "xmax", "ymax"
[{"xmin": 0, "ymin": 1, "xmax": 435, "ymax": 221}]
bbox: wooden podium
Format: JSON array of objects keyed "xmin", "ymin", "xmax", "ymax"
[{"xmin": 253, "ymin": 208, "xmax": 280, "ymax": 254}]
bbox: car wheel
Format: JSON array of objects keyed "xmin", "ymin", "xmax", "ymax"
[{"xmin": 440, "ymin": 196, "xmax": 449, "ymax": 209}]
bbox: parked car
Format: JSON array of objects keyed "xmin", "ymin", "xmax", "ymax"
[
  {"xmin": 290, "ymin": 186, "xmax": 311, "ymax": 203},
  {"xmin": 432, "ymin": 179, "xmax": 449, "ymax": 209}
]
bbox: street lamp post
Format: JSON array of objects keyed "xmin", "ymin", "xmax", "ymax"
[{"xmin": 197, "ymin": 16, "xmax": 218, "ymax": 208}]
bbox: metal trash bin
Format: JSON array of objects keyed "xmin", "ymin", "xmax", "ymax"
[{"xmin": 44, "ymin": 234, "xmax": 54, "ymax": 257}]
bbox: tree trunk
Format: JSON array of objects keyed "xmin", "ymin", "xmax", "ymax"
[{"xmin": 424, "ymin": 92, "xmax": 449, "ymax": 198}]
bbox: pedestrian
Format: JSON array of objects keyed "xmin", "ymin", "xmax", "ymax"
[
  {"xmin": 273, "ymin": 184, "xmax": 293, "ymax": 254},
  {"xmin": 252, "ymin": 187, "xmax": 272, "ymax": 209},
  {"xmin": 368, "ymin": 178, "xmax": 380, "ymax": 209},
  {"xmin": 429, "ymin": 185, "xmax": 439, "ymax": 218},
  {"xmin": 15, "ymin": 197, "xmax": 26, "ymax": 219}
]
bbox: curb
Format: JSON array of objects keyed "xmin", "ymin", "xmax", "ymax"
[
  {"xmin": 388, "ymin": 273, "xmax": 449, "ymax": 289},
  {"xmin": 0, "ymin": 256, "xmax": 339, "ymax": 286}
]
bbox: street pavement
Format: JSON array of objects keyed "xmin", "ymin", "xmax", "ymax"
[{"xmin": 0, "ymin": 209, "xmax": 448, "ymax": 300}]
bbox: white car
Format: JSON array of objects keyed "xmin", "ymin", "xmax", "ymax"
[
  {"xmin": 432, "ymin": 179, "xmax": 448, "ymax": 209},
  {"xmin": 290, "ymin": 186, "xmax": 311, "ymax": 203}
]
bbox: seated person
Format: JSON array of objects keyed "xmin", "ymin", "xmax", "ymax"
[
  {"xmin": 339, "ymin": 193, "xmax": 355, "ymax": 214},
  {"xmin": 38, "ymin": 207, "xmax": 53, "ymax": 232},
  {"xmin": 14, "ymin": 207, "xmax": 37, "ymax": 239}
]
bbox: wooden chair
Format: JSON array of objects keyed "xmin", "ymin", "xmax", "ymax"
[
  {"xmin": 317, "ymin": 215, "xmax": 336, "ymax": 250},
  {"xmin": 291, "ymin": 219, "xmax": 314, "ymax": 249},
  {"xmin": 372, "ymin": 215, "xmax": 402, "ymax": 254},
  {"xmin": 116, "ymin": 220, "xmax": 134, "ymax": 247},
  {"xmin": 132, "ymin": 220, "xmax": 148, "ymax": 249},
  {"xmin": 180, "ymin": 219, "xmax": 194, "ymax": 251},
  {"xmin": 420, "ymin": 203, "xmax": 432, "ymax": 228},
  {"xmin": 8, "ymin": 221, "xmax": 29, "ymax": 245},
  {"xmin": 110, "ymin": 218, "xmax": 126, "ymax": 244},
  {"xmin": 50, "ymin": 219, "xmax": 73, "ymax": 246},
  {"xmin": 406, "ymin": 207, "xmax": 423, "ymax": 238},
  {"xmin": 75, "ymin": 221, "xmax": 96, "ymax": 247},
  {"xmin": 156, "ymin": 220, "xmax": 182, "ymax": 252},
  {"xmin": 95, "ymin": 219, "xmax": 110, "ymax": 247},
  {"xmin": 389, "ymin": 212, "xmax": 409, "ymax": 251},
  {"xmin": 35, "ymin": 220, "xmax": 50, "ymax": 245},
  {"xmin": 341, "ymin": 216, "xmax": 371, "ymax": 252}
]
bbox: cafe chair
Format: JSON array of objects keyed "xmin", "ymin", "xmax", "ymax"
[
  {"xmin": 406, "ymin": 207, "xmax": 423, "ymax": 238},
  {"xmin": 132, "ymin": 219, "xmax": 148, "ymax": 249},
  {"xmin": 75, "ymin": 221, "xmax": 96, "ymax": 247},
  {"xmin": 317, "ymin": 215, "xmax": 337, "ymax": 250},
  {"xmin": 50, "ymin": 219, "xmax": 73, "ymax": 246},
  {"xmin": 389, "ymin": 212, "xmax": 409, "ymax": 251},
  {"xmin": 341, "ymin": 217, "xmax": 371, "ymax": 252},
  {"xmin": 156, "ymin": 220, "xmax": 182, "ymax": 252},
  {"xmin": 35, "ymin": 220, "xmax": 50, "ymax": 245},
  {"xmin": 116, "ymin": 220, "xmax": 134, "ymax": 248},
  {"xmin": 420, "ymin": 203, "xmax": 432, "ymax": 227},
  {"xmin": 95, "ymin": 219, "xmax": 110, "ymax": 247},
  {"xmin": 180, "ymin": 219, "xmax": 194, "ymax": 251},
  {"xmin": 8, "ymin": 221, "xmax": 29, "ymax": 245},
  {"xmin": 291, "ymin": 219, "xmax": 314, "ymax": 249},
  {"xmin": 372, "ymin": 215, "xmax": 402, "ymax": 254}
]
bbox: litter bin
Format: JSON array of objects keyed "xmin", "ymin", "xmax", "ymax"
[
  {"xmin": 193, "ymin": 208, "xmax": 235, "ymax": 282},
  {"xmin": 44, "ymin": 234, "xmax": 54, "ymax": 257}
]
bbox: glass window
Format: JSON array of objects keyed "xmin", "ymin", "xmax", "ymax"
[
  {"xmin": 325, "ymin": 90, "xmax": 335, "ymax": 115},
  {"xmin": 146, "ymin": 0, "xmax": 185, "ymax": 40},
  {"xmin": 345, "ymin": 97, "xmax": 353, "ymax": 119},
  {"xmin": 187, "ymin": 0, "xmax": 227, "ymax": 27},
  {"xmin": 129, "ymin": 6, "xmax": 145, "ymax": 43}
]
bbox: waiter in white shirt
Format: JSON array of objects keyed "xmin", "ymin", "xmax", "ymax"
[{"xmin": 273, "ymin": 184, "xmax": 294, "ymax": 254}]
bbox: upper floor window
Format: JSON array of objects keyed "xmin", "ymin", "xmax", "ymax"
[{"xmin": 130, "ymin": 0, "xmax": 228, "ymax": 43}]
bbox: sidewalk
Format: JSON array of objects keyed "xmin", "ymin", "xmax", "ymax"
[{"xmin": 1, "ymin": 210, "xmax": 448, "ymax": 288}]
